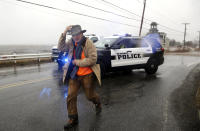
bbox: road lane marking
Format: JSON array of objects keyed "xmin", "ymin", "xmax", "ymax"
[
  {"xmin": 162, "ymin": 99, "xmax": 169, "ymax": 131},
  {"xmin": 0, "ymin": 77, "xmax": 53, "ymax": 90},
  {"xmin": 163, "ymin": 100, "xmax": 168, "ymax": 123}
]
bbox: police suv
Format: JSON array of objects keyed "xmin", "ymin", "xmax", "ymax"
[{"xmin": 96, "ymin": 33, "xmax": 164, "ymax": 76}]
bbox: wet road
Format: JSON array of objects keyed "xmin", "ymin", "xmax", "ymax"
[{"xmin": 0, "ymin": 55, "xmax": 200, "ymax": 131}]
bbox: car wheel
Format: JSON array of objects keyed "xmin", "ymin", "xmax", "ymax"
[
  {"xmin": 51, "ymin": 57, "xmax": 54, "ymax": 62},
  {"xmin": 145, "ymin": 59, "xmax": 158, "ymax": 74}
]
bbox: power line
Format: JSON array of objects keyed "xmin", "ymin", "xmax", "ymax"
[
  {"xmin": 70, "ymin": 0, "xmax": 183, "ymax": 34},
  {"xmin": 1, "ymin": 0, "xmax": 75, "ymax": 21},
  {"xmin": 14, "ymin": 0, "xmax": 148, "ymax": 29},
  {"xmin": 159, "ymin": 25, "xmax": 184, "ymax": 33},
  {"xmin": 5, "ymin": 0, "xmax": 183, "ymax": 37},
  {"xmin": 135, "ymin": 0, "xmax": 186, "ymax": 33},
  {"xmin": 96, "ymin": 0, "xmax": 183, "ymax": 34},
  {"xmin": 67, "ymin": 0, "xmax": 141, "ymax": 22},
  {"xmin": 100, "ymin": 0, "xmax": 145, "ymax": 19},
  {"xmin": 135, "ymin": 0, "xmax": 180, "ymax": 26},
  {"xmin": 99, "ymin": 0, "xmax": 184, "ymax": 34}
]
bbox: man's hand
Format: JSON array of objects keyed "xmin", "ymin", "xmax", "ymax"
[
  {"xmin": 72, "ymin": 60, "xmax": 78, "ymax": 65},
  {"xmin": 63, "ymin": 25, "xmax": 73, "ymax": 35}
]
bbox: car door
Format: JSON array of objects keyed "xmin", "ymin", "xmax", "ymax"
[
  {"xmin": 111, "ymin": 38, "xmax": 152, "ymax": 67},
  {"xmin": 128, "ymin": 38, "xmax": 153, "ymax": 65},
  {"xmin": 110, "ymin": 39, "xmax": 134, "ymax": 67}
]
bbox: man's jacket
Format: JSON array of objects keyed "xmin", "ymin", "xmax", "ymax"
[{"xmin": 58, "ymin": 33, "xmax": 101, "ymax": 86}]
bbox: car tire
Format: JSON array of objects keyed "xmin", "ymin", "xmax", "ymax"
[
  {"xmin": 51, "ymin": 57, "xmax": 54, "ymax": 62},
  {"xmin": 145, "ymin": 59, "xmax": 158, "ymax": 74}
]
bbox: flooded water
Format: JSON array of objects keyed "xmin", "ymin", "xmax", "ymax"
[{"xmin": 0, "ymin": 45, "xmax": 54, "ymax": 55}]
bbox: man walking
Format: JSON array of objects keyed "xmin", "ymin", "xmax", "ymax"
[{"xmin": 58, "ymin": 25, "xmax": 102, "ymax": 129}]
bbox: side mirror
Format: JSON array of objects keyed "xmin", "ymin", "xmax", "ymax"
[
  {"xmin": 105, "ymin": 44, "xmax": 109, "ymax": 48},
  {"xmin": 105, "ymin": 44, "xmax": 110, "ymax": 49},
  {"xmin": 93, "ymin": 39, "xmax": 98, "ymax": 43}
]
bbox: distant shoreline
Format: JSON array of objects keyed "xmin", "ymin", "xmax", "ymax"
[{"xmin": 0, "ymin": 45, "xmax": 54, "ymax": 55}]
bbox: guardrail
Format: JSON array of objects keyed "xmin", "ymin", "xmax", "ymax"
[{"xmin": 0, "ymin": 53, "xmax": 52, "ymax": 64}]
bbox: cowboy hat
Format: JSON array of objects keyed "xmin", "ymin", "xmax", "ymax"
[{"xmin": 69, "ymin": 25, "xmax": 86, "ymax": 36}]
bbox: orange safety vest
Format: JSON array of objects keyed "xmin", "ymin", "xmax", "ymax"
[{"xmin": 74, "ymin": 42, "xmax": 93, "ymax": 76}]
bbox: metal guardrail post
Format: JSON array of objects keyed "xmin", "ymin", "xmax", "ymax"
[
  {"xmin": 14, "ymin": 64, "xmax": 17, "ymax": 74},
  {"xmin": 37, "ymin": 52, "xmax": 40, "ymax": 64},
  {"xmin": 13, "ymin": 53, "xmax": 17, "ymax": 65}
]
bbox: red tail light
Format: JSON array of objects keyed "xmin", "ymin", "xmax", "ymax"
[{"xmin": 161, "ymin": 48, "xmax": 164, "ymax": 52}]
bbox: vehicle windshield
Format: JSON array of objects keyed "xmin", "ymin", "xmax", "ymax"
[{"xmin": 95, "ymin": 38, "xmax": 118, "ymax": 48}]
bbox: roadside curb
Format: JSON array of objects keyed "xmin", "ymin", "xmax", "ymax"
[
  {"xmin": 169, "ymin": 63, "xmax": 200, "ymax": 130},
  {"xmin": 196, "ymin": 85, "xmax": 200, "ymax": 119},
  {"xmin": 165, "ymin": 53, "xmax": 200, "ymax": 57}
]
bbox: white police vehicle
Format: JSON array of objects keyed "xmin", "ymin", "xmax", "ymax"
[{"xmin": 96, "ymin": 33, "xmax": 164, "ymax": 76}]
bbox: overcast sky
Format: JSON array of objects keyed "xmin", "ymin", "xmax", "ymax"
[{"xmin": 0, "ymin": 0, "xmax": 199, "ymax": 45}]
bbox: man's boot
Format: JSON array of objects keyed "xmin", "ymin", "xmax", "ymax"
[
  {"xmin": 95, "ymin": 103, "xmax": 102, "ymax": 114},
  {"xmin": 64, "ymin": 116, "xmax": 78, "ymax": 129}
]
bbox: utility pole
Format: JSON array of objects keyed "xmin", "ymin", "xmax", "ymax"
[
  {"xmin": 182, "ymin": 23, "xmax": 190, "ymax": 47},
  {"xmin": 139, "ymin": 0, "xmax": 146, "ymax": 37},
  {"xmin": 198, "ymin": 31, "xmax": 200, "ymax": 49}
]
